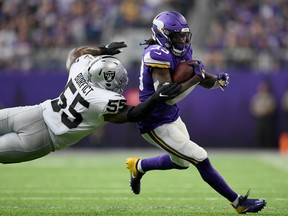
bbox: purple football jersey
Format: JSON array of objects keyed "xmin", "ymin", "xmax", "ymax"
[{"xmin": 137, "ymin": 44, "xmax": 193, "ymax": 133}]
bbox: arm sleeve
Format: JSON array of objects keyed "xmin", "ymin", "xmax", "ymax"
[{"xmin": 126, "ymin": 95, "xmax": 159, "ymax": 122}]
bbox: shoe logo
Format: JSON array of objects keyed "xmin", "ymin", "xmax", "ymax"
[
  {"xmin": 131, "ymin": 167, "xmax": 136, "ymax": 178},
  {"xmin": 159, "ymin": 93, "xmax": 169, "ymax": 97},
  {"xmin": 154, "ymin": 51, "xmax": 162, "ymax": 55}
]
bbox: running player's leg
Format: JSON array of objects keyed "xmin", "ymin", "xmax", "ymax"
[
  {"xmin": 127, "ymin": 117, "xmax": 200, "ymax": 194},
  {"xmin": 129, "ymin": 117, "xmax": 238, "ymax": 203},
  {"xmin": 141, "ymin": 117, "xmax": 207, "ymax": 168}
]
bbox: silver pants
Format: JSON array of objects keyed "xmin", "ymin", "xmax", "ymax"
[{"xmin": 0, "ymin": 105, "xmax": 54, "ymax": 164}]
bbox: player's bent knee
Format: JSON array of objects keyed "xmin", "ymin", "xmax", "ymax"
[
  {"xmin": 173, "ymin": 162, "xmax": 189, "ymax": 169},
  {"xmin": 192, "ymin": 146, "xmax": 207, "ymax": 162}
]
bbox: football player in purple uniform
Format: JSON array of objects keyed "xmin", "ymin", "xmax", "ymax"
[
  {"xmin": 126, "ymin": 11, "xmax": 266, "ymax": 214},
  {"xmin": 0, "ymin": 41, "xmax": 181, "ymax": 164}
]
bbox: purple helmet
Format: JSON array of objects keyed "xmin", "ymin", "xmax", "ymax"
[{"xmin": 151, "ymin": 11, "xmax": 192, "ymax": 56}]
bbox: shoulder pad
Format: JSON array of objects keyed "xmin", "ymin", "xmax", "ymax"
[{"xmin": 144, "ymin": 45, "xmax": 173, "ymax": 69}]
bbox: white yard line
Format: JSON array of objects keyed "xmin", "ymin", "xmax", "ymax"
[
  {"xmin": 0, "ymin": 196, "xmax": 287, "ymax": 201},
  {"xmin": 258, "ymin": 154, "xmax": 288, "ymax": 173}
]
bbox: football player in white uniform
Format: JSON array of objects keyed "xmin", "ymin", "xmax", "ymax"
[{"xmin": 0, "ymin": 41, "xmax": 181, "ymax": 164}]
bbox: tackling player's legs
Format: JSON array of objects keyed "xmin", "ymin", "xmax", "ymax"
[{"xmin": 0, "ymin": 105, "xmax": 54, "ymax": 163}]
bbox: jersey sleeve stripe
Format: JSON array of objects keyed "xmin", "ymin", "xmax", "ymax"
[
  {"xmin": 146, "ymin": 63, "xmax": 170, "ymax": 68},
  {"xmin": 143, "ymin": 52, "xmax": 171, "ymax": 68}
]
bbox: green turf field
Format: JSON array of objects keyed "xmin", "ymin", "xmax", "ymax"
[{"xmin": 0, "ymin": 149, "xmax": 287, "ymax": 216}]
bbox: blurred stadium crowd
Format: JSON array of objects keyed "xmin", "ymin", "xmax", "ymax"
[
  {"xmin": 203, "ymin": 0, "xmax": 288, "ymax": 73},
  {"xmin": 0, "ymin": 0, "xmax": 288, "ymax": 149},
  {"xmin": 0, "ymin": 0, "xmax": 192, "ymax": 72},
  {"xmin": 0, "ymin": 0, "xmax": 287, "ymax": 73}
]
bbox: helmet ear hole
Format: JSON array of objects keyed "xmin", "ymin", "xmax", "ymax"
[{"xmin": 98, "ymin": 69, "xmax": 103, "ymax": 76}]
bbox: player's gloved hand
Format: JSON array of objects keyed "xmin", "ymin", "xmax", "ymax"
[
  {"xmin": 187, "ymin": 60, "xmax": 205, "ymax": 78},
  {"xmin": 154, "ymin": 82, "xmax": 181, "ymax": 101},
  {"xmin": 217, "ymin": 72, "xmax": 229, "ymax": 88},
  {"xmin": 126, "ymin": 82, "xmax": 181, "ymax": 122},
  {"xmin": 100, "ymin": 41, "xmax": 127, "ymax": 55}
]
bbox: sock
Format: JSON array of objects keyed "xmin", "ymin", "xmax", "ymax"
[
  {"xmin": 137, "ymin": 160, "xmax": 145, "ymax": 173},
  {"xmin": 232, "ymin": 195, "xmax": 240, "ymax": 207},
  {"xmin": 140, "ymin": 154, "xmax": 188, "ymax": 172},
  {"xmin": 194, "ymin": 158, "xmax": 238, "ymax": 202}
]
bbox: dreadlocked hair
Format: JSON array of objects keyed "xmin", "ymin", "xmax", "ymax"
[{"xmin": 140, "ymin": 38, "xmax": 157, "ymax": 49}]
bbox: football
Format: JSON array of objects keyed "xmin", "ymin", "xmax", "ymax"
[{"xmin": 172, "ymin": 60, "xmax": 197, "ymax": 83}]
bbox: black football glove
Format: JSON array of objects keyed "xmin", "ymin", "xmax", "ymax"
[
  {"xmin": 100, "ymin": 41, "xmax": 127, "ymax": 55},
  {"xmin": 126, "ymin": 82, "xmax": 181, "ymax": 122},
  {"xmin": 154, "ymin": 82, "xmax": 181, "ymax": 102}
]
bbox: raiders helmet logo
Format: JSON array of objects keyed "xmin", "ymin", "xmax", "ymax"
[{"xmin": 104, "ymin": 70, "xmax": 115, "ymax": 82}]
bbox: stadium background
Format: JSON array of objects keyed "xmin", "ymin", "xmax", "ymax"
[{"xmin": 0, "ymin": 0, "xmax": 287, "ymax": 149}]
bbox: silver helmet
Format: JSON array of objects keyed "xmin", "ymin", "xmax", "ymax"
[{"xmin": 86, "ymin": 55, "xmax": 128, "ymax": 94}]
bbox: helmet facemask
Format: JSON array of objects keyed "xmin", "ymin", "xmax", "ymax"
[{"xmin": 169, "ymin": 31, "xmax": 192, "ymax": 56}]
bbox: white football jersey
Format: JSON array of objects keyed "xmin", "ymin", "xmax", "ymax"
[{"xmin": 41, "ymin": 54, "xmax": 126, "ymax": 149}]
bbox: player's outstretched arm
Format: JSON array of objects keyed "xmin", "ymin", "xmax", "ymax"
[
  {"xmin": 186, "ymin": 60, "xmax": 229, "ymax": 90},
  {"xmin": 66, "ymin": 41, "xmax": 127, "ymax": 70},
  {"xmin": 104, "ymin": 83, "xmax": 181, "ymax": 123}
]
